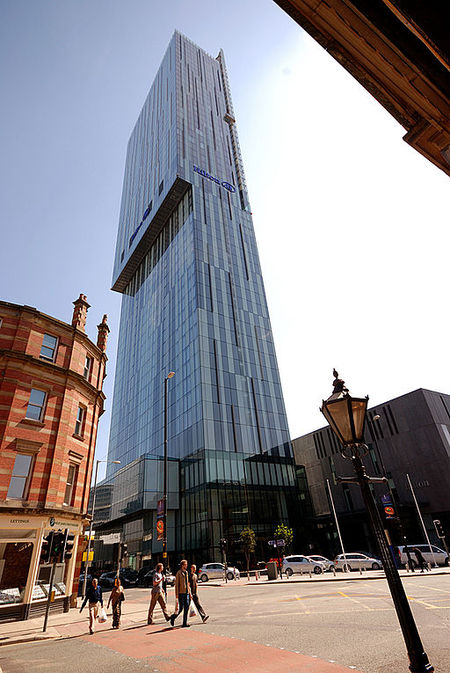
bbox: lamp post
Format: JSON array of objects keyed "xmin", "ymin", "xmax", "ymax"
[
  {"xmin": 321, "ymin": 371, "xmax": 433, "ymax": 673},
  {"xmin": 83, "ymin": 458, "xmax": 120, "ymax": 598},
  {"xmin": 163, "ymin": 372, "xmax": 175, "ymax": 571}
]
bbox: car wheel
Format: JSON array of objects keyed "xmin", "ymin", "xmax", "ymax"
[
  {"xmin": 313, "ymin": 565, "xmax": 322, "ymax": 574},
  {"xmin": 200, "ymin": 573, "xmax": 208, "ymax": 582},
  {"xmin": 343, "ymin": 563, "xmax": 351, "ymax": 573},
  {"xmin": 227, "ymin": 572, "xmax": 234, "ymax": 580},
  {"xmin": 372, "ymin": 562, "xmax": 380, "ymax": 570},
  {"xmin": 285, "ymin": 568, "xmax": 293, "ymax": 578}
]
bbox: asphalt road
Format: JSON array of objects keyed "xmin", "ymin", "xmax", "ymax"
[{"xmin": 1, "ymin": 574, "xmax": 449, "ymax": 673}]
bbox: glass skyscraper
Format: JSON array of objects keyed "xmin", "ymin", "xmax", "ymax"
[{"xmin": 106, "ymin": 32, "xmax": 301, "ymax": 564}]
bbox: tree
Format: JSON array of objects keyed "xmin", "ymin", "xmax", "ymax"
[
  {"xmin": 274, "ymin": 523, "xmax": 293, "ymax": 555},
  {"xmin": 239, "ymin": 527, "xmax": 256, "ymax": 580}
]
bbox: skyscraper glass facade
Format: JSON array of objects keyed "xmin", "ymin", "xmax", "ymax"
[{"xmin": 107, "ymin": 32, "xmax": 300, "ymax": 562}]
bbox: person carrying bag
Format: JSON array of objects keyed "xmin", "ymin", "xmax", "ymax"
[{"xmin": 80, "ymin": 577, "xmax": 104, "ymax": 635}]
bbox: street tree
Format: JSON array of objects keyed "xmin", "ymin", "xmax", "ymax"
[
  {"xmin": 239, "ymin": 527, "xmax": 256, "ymax": 579},
  {"xmin": 274, "ymin": 523, "xmax": 293, "ymax": 555}
]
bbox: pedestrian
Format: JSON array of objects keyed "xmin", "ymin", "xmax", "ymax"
[
  {"xmin": 413, "ymin": 547, "xmax": 429, "ymax": 572},
  {"xmin": 189, "ymin": 564, "xmax": 209, "ymax": 623},
  {"xmin": 80, "ymin": 577, "xmax": 103, "ymax": 634},
  {"xmin": 170, "ymin": 559, "xmax": 191, "ymax": 627},
  {"xmin": 107, "ymin": 577, "xmax": 125, "ymax": 628},
  {"xmin": 147, "ymin": 562, "xmax": 171, "ymax": 625}
]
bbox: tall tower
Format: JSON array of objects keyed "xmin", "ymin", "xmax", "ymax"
[{"xmin": 107, "ymin": 32, "xmax": 299, "ymax": 562}]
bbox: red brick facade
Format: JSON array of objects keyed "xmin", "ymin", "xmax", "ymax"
[
  {"xmin": 0, "ymin": 296, "xmax": 109, "ymax": 620},
  {"xmin": 0, "ymin": 297, "xmax": 107, "ymax": 515}
]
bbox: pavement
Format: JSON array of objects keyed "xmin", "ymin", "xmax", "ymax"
[{"xmin": 0, "ymin": 568, "xmax": 448, "ymax": 673}]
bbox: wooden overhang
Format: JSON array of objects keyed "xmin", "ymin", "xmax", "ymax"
[{"xmin": 274, "ymin": 0, "xmax": 450, "ymax": 177}]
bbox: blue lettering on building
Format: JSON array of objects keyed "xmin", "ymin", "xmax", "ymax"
[
  {"xmin": 129, "ymin": 199, "xmax": 153, "ymax": 249},
  {"xmin": 193, "ymin": 165, "xmax": 236, "ymax": 193}
]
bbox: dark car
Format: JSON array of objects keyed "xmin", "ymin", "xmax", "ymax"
[
  {"xmin": 99, "ymin": 569, "xmax": 138, "ymax": 588},
  {"xmin": 137, "ymin": 566, "xmax": 153, "ymax": 586},
  {"xmin": 142, "ymin": 569, "xmax": 176, "ymax": 588}
]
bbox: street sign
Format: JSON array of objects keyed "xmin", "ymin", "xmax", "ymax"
[
  {"xmin": 99, "ymin": 533, "xmax": 121, "ymax": 545},
  {"xmin": 268, "ymin": 539, "xmax": 285, "ymax": 547}
]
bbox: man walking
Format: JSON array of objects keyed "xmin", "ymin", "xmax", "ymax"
[
  {"xmin": 189, "ymin": 564, "xmax": 209, "ymax": 623},
  {"xmin": 413, "ymin": 547, "xmax": 429, "ymax": 572},
  {"xmin": 147, "ymin": 563, "xmax": 171, "ymax": 624},
  {"xmin": 170, "ymin": 560, "xmax": 191, "ymax": 627},
  {"xmin": 80, "ymin": 577, "xmax": 103, "ymax": 634}
]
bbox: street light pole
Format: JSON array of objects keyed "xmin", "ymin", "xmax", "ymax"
[
  {"xmin": 321, "ymin": 371, "xmax": 433, "ymax": 673},
  {"xmin": 83, "ymin": 458, "xmax": 120, "ymax": 598},
  {"xmin": 163, "ymin": 372, "xmax": 175, "ymax": 571},
  {"xmin": 406, "ymin": 473, "xmax": 438, "ymax": 568}
]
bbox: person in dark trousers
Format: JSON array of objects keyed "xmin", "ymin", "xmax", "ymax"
[
  {"xmin": 80, "ymin": 577, "xmax": 103, "ymax": 634},
  {"xmin": 147, "ymin": 563, "xmax": 170, "ymax": 624},
  {"xmin": 170, "ymin": 559, "xmax": 191, "ymax": 627},
  {"xmin": 413, "ymin": 547, "xmax": 429, "ymax": 572},
  {"xmin": 189, "ymin": 564, "xmax": 209, "ymax": 623},
  {"xmin": 107, "ymin": 577, "xmax": 125, "ymax": 628}
]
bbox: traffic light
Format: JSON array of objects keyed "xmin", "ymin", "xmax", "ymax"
[
  {"xmin": 63, "ymin": 531, "xmax": 75, "ymax": 560},
  {"xmin": 220, "ymin": 539, "xmax": 227, "ymax": 552},
  {"xmin": 51, "ymin": 532, "xmax": 66, "ymax": 563},
  {"xmin": 120, "ymin": 543, "xmax": 128, "ymax": 560},
  {"xmin": 40, "ymin": 532, "xmax": 54, "ymax": 564},
  {"xmin": 433, "ymin": 520, "xmax": 445, "ymax": 539}
]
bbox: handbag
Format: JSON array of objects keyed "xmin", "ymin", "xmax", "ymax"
[
  {"xmin": 189, "ymin": 600, "xmax": 198, "ymax": 618},
  {"xmin": 120, "ymin": 592, "xmax": 125, "ymax": 602},
  {"xmin": 97, "ymin": 607, "xmax": 108, "ymax": 623}
]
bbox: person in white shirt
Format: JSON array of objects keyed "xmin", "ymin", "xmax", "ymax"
[{"xmin": 147, "ymin": 563, "xmax": 171, "ymax": 624}]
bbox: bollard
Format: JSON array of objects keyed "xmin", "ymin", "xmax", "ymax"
[
  {"xmin": 359, "ymin": 566, "xmax": 362, "ymax": 575},
  {"xmin": 256, "ymin": 571, "xmax": 259, "ymax": 581},
  {"xmin": 427, "ymin": 563, "xmax": 432, "ymax": 572},
  {"xmin": 309, "ymin": 570, "xmax": 312, "ymax": 578},
  {"xmin": 332, "ymin": 566, "xmax": 336, "ymax": 576}
]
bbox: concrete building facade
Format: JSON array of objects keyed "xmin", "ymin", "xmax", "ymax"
[{"xmin": 292, "ymin": 388, "xmax": 450, "ymax": 559}]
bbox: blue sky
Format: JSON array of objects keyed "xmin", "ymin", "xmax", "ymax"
[{"xmin": 1, "ymin": 1, "xmax": 449, "ymax": 478}]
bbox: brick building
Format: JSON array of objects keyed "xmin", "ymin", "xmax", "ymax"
[{"xmin": 0, "ymin": 295, "xmax": 109, "ymax": 621}]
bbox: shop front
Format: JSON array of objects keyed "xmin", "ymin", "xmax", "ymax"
[{"xmin": 0, "ymin": 514, "xmax": 82, "ymax": 622}]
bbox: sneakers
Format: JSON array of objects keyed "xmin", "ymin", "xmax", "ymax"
[
  {"xmin": 147, "ymin": 619, "xmax": 153, "ymax": 625},
  {"xmin": 89, "ymin": 628, "xmax": 94, "ymax": 635},
  {"xmin": 182, "ymin": 624, "xmax": 190, "ymax": 628},
  {"xmin": 165, "ymin": 615, "xmax": 171, "ymax": 622},
  {"xmin": 202, "ymin": 615, "xmax": 209, "ymax": 623},
  {"xmin": 170, "ymin": 614, "xmax": 175, "ymax": 627}
]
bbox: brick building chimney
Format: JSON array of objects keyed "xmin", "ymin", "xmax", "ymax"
[
  {"xmin": 97, "ymin": 314, "xmax": 110, "ymax": 352},
  {"xmin": 72, "ymin": 294, "xmax": 90, "ymax": 331}
]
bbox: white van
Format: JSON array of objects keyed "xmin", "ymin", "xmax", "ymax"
[{"xmin": 398, "ymin": 544, "xmax": 449, "ymax": 567}]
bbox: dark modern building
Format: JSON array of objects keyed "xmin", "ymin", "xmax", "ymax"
[
  {"xmin": 102, "ymin": 32, "xmax": 301, "ymax": 568},
  {"xmin": 292, "ymin": 388, "xmax": 450, "ymax": 559}
]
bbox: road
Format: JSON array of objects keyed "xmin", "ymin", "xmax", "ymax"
[{"xmin": 1, "ymin": 574, "xmax": 449, "ymax": 673}]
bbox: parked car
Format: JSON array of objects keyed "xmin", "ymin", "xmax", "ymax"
[
  {"xmin": 334, "ymin": 553, "xmax": 382, "ymax": 571},
  {"xmin": 398, "ymin": 544, "xmax": 449, "ymax": 567},
  {"xmin": 198, "ymin": 563, "xmax": 240, "ymax": 582},
  {"xmin": 307, "ymin": 555, "xmax": 334, "ymax": 571},
  {"xmin": 99, "ymin": 569, "xmax": 138, "ymax": 588},
  {"xmin": 141, "ymin": 569, "xmax": 176, "ymax": 588},
  {"xmin": 282, "ymin": 555, "xmax": 325, "ymax": 576}
]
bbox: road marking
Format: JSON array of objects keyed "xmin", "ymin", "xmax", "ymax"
[
  {"xmin": 415, "ymin": 584, "xmax": 450, "ymax": 595},
  {"xmin": 408, "ymin": 596, "xmax": 442, "ymax": 609},
  {"xmin": 338, "ymin": 591, "xmax": 372, "ymax": 610}
]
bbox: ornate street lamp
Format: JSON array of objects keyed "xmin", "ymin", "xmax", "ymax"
[{"xmin": 321, "ymin": 371, "xmax": 433, "ymax": 673}]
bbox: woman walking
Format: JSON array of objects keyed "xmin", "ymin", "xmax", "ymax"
[{"xmin": 107, "ymin": 577, "xmax": 125, "ymax": 628}]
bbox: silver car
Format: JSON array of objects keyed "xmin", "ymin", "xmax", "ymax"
[
  {"xmin": 282, "ymin": 555, "xmax": 325, "ymax": 576},
  {"xmin": 307, "ymin": 555, "xmax": 333, "ymax": 571},
  {"xmin": 334, "ymin": 553, "xmax": 382, "ymax": 571},
  {"xmin": 398, "ymin": 544, "xmax": 449, "ymax": 567},
  {"xmin": 198, "ymin": 563, "xmax": 240, "ymax": 582}
]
